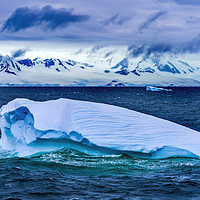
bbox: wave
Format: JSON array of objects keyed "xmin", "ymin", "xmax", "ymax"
[
  {"xmin": 0, "ymin": 98, "xmax": 200, "ymax": 159},
  {"xmin": 2, "ymin": 147, "xmax": 199, "ymax": 177}
]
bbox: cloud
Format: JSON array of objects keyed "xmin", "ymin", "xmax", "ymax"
[
  {"xmin": 128, "ymin": 45, "xmax": 146, "ymax": 57},
  {"xmin": 139, "ymin": 10, "xmax": 167, "ymax": 32},
  {"xmin": 11, "ymin": 48, "xmax": 27, "ymax": 58},
  {"xmin": 129, "ymin": 43, "xmax": 173, "ymax": 58},
  {"xmin": 1, "ymin": 5, "xmax": 89, "ymax": 32},
  {"xmin": 0, "ymin": 0, "xmax": 199, "ymax": 48},
  {"xmin": 91, "ymin": 45, "xmax": 104, "ymax": 53},
  {"xmin": 181, "ymin": 34, "xmax": 200, "ymax": 53},
  {"xmin": 102, "ymin": 14, "xmax": 130, "ymax": 26},
  {"xmin": 129, "ymin": 34, "xmax": 200, "ymax": 58},
  {"xmin": 167, "ymin": 0, "xmax": 200, "ymax": 5}
]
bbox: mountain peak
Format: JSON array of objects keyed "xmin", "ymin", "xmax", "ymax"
[{"xmin": 0, "ymin": 53, "xmax": 199, "ymax": 86}]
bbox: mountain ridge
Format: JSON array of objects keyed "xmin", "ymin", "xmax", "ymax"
[{"xmin": 0, "ymin": 51, "xmax": 200, "ymax": 87}]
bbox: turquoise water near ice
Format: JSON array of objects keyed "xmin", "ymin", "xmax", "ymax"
[{"xmin": 0, "ymin": 87, "xmax": 200, "ymax": 199}]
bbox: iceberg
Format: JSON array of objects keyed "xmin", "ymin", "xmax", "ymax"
[
  {"xmin": 0, "ymin": 98, "xmax": 200, "ymax": 158},
  {"xmin": 146, "ymin": 86, "xmax": 172, "ymax": 92}
]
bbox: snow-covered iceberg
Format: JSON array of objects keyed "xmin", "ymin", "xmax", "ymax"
[
  {"xmin": 146, "ymin": 86, "xmax": 172, "ymax": 92},
  {"xmin": 0, "ymin": 98, "xmax": 199, "ymax": 158}
]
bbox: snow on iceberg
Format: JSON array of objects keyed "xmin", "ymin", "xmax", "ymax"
[
  {"xmin": 0, "ymin": 98, "xmax": 200, "ymax": 158},
  {"xmin": 146, "ymin": 86, "xmax": 172, "ymax": 92}
]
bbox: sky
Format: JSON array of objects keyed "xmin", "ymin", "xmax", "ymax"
[{"xmin": 0, "ymin": 0, "xmax": 200, "ymax": 59}]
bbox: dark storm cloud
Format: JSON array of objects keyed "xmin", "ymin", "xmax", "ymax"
[
  {"xmin": 1, "ymin": 0, "xmax": 200, "ymax": 56},
  {"xmin": 129, "ymin": 35, "xmax": 200, "ymax": 58},
  {"xmin": 11, "ymin": 48, "xmax": 27, "ymax": 58},
  {"xmin": 129, "ymin": 43, "xmax": 173, "ymax": 58},
  {"xmin": 139, "ymin": 10, "xmax": 167, "ymax": 32},
  {"xmin": 102, "ymin": 14, "xmax": 130, "ymax": 26},
  {"xmin": 1, "ymin": 5, "xmax": 89, "ymax": 32}
]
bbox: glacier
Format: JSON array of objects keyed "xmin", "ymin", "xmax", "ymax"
[
  {"xmin": 1, "ymin": 46, "xmax": 200, "ymax": 87},
  {"xmin": 0, "ymin": 98, "xmax": 200, "ymax": 158}
]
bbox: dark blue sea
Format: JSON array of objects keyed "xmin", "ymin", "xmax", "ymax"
[{"xmin": 0, "ymin": 87, "xmax": 200, "ymax": 200}]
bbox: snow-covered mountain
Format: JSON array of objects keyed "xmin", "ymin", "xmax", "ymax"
[{"xmin": 0, "ymin": 46, "xmax": 200, "ymax": 86}]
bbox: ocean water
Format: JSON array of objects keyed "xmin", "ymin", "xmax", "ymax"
[{"xmin": 0, "ymin": 87, "xmax": 200, "ymax": 200}]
